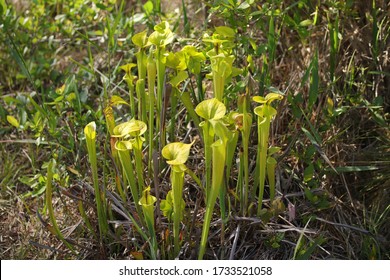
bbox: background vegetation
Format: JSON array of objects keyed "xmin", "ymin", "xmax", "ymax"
[{"xmin": 0, "ymin": 0, "xmax": 389, "ymax": 259}]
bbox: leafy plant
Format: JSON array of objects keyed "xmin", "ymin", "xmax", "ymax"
[
  {"xmin": 148, "ymin": 21, "xmax": 175, "ymax": 147},
  {"xmin": 253, "ymin": 93, "xmax": 283, "ymax": 215},
  {"xmin": 139, "ymin": 186, "xmax": 157, "ymax": 259},
  {"xmin": 84, "ymin": 121, "xmax": 109, "ymax": 239},
  {"xmin": 198, "ymin": 115, "xmax": 233, "ymax": 259},
  {"xmin": 132, "ymin": 30, "xmax": 149, "ymax": 123},
  {"xmin": 3, "ymin": 0, "xmax": 387, "ymax": 262},
  {"xmin": 196, "ymin": 98, "xmax": 226, "ymax": 198},
  {"xmin": 162, "ymin": 141, "xmax": 194, "ymax": 258}
]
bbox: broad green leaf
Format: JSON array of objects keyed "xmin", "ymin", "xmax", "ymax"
[
  {"xmin": 162, "ymin": 141, "xmax": 194, "ymax": 165},
  {"xmin": 268, "ymin": 146, "xmax": 281, "ymax": 156},
  {"xmin": 215, "ymin": 26, "xmax": 235, "ymax": 38},
  {"xmin": 237, "ymin": 1, "xmax": 250, "ymax": 10},
  {"xmin": 7, "ymin": 115, "xmax": 20, "ymax": 128},
  {"xmin": 300, "ymin": 19, "xmax": 313, "ymax": 27},
  {"xmin": 143, "ymin": 1, "xmax": 153, "ymax": 16},
  {"xmin": 0, "ymin": 0, "xmax": 7, "ymax": 15},
  {"xmin": 84, "ymin": 121, "xmax": 96, "ymax": 140},
  {"xmin": 304, "ymin": 164, "xmax": 315, "ymax": 182},
  {"xmin": 195, "ymin": 98, "xmax": 226, "ymax": 120}
]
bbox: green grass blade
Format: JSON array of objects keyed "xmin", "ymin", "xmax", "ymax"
[
  {"xmin": 5, "ymin": 31, "xmax": 34, "ymax": 86},
  {"xmin": 308, "ymin": 52, "xmax": 319, "ymax": 109},
  {"xmin": 45, "ymin": 159, "xmax": 75, "ymax": 252}
]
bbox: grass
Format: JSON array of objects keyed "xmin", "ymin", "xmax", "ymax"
[{"xmin": 0, "ymin": 0, "xmax": 389, "ymax": 260}]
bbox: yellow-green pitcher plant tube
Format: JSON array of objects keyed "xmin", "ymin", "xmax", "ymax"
[
  {"xmin": 224, "ymin": 112, "xmax": 239, "ymax": 187},
  {"xmin": 104, "ymin": 95, "xmax": 130, "ymax": 202},
  {"xmin": 84, "ymin": 122, "xmax": 109, "ymax": 238},
  {"xmin": 267, "ymin": 146, "xmax": 281, "ymax": 201},
  {"xmin": 162, "ymin": 141, "xmax": 194, "ymax": 258},
  {"xmin": 267, "ymin": 156, "xmax": 277, "ymax": 201},
  {"xmin": 181, "ymin": 45, "xmax": 206, "ymax": 102},
  {"xmin": 132, "ymin": 30, "xmax": 149, "ymax": 122},
  {"xmin": 166, "ymin": 51, "xmax": 187, "ymax": 142},
  {"xmin": 139, "ymin": 186, "xmax": 157, "ymax": 259},
  {"xmin": 115, "ymin": 140, "xmax": 140, "ymax": 213},
  {"xmin": 112, "ymin": 119, "xmax": 147, "ymax": 196},
  {"xmin": 195, "ymin": 98, "xmax": 226, "ymax": 199},
  {"xmin": 147, "ymin": 49, "xmax": 157, "ymax": 173},
  {"xmin": 132, "ymin": 30, "xmax": 148, "ymax": 80},
  {"xmin": 203, "ymin": 27, "xmax": 237, "ymax": 103},
  {"xmin": 148, "ymin": 21, "xmax": 174, "ymax": 137},
  {"xmin": 208, "ymin": 50, "xmax": 234, "ymax": 102},
  {"xmin": 253, "ymin": 93, "xmax": 283, "ymax": 215},
  {"xmin": 136, "ymin": 79, "xmax": 148, "ymax": 123},
  {"xmin": 198, "ymin": 113, "xmax": 232, "ymax": 259},
  {"xmin": 120, "ymin": 63, "xmax": 137, "ymax": 117},
  {"xmin": 237, "ymin": 92, "xmax": 252, "ymax": 216},
  {"xmin": 198, "ymin": 134, "xmax": 227, "ymax": 259}
]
